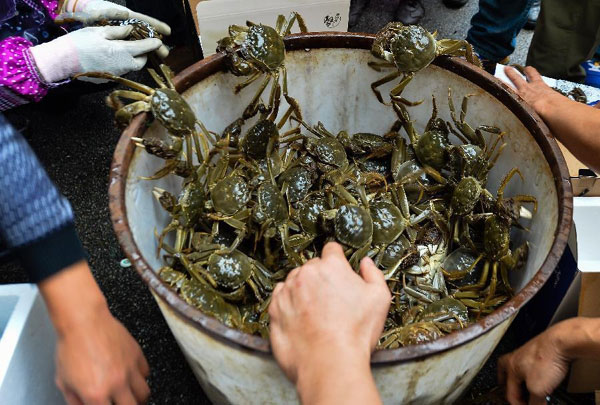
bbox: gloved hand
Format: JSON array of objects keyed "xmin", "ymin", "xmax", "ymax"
[
  {"xmin": 58, "ymin": 0, "xmax": 171, "ymax": 58},
  {"xmin": 30, "ymin": 25, "xmax": 163, "ymax": 83}
]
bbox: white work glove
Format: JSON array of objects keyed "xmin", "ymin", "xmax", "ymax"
[
  {"xmin": 30, "ymin": 25, "xmax": 163, "ymax": 83},
  {"xmin": 57, "ymin": 0, "xmax": 171, "ymax": 58}
]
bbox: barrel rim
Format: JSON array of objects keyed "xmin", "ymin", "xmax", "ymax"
[{"xmin": 108, "ymin": 32, "xmax": 573, "ymax": 364}]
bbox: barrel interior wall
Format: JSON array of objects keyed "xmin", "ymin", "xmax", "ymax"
[{"xmin": 126, "ymin": 48, "xmax": 558, "ymax": 295}]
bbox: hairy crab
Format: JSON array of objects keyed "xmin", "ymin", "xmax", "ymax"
[
  {"xmin": 217, "ymin": 13, "xmax": 307, "ymax": 120},
  {"xmin": 369, "ymin": 23, "xmax": 481, "ymax": 105},
  {"xmin": 78, "ymin": 65, "xmax": 212, "ymax": 178}
]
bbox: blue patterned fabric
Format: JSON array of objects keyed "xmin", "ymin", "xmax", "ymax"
[
  {"xmin": 0, "ymin": 113, "xmax": 85, "ymax": 281},
  {"xmin": 0, "ymin": 113, "xmax": 73, "ymax": 247}
]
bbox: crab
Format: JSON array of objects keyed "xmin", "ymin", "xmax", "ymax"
[
  {"xmin": 78, "ymin": 65, "xmax": 213, "ymax": 178},
  {"xmin": 217, "ymin": 12, "xmax": 307, "ymax": 121},
  {"xmin": 445, "ymin": 168, "xmax": 537, "ymax": 314},
  {"xmin": 368, "ymin": 23, "xmax": 481, "ymax": 105}
]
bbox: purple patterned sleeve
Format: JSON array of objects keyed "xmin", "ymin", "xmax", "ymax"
[
  {"xmin": 0, "ymin": 0, "xmax": 59, "ymax": 111},
  {"xmin": 0, "ymin": 37, "xmax": 50, "ymax": 110},
  {"xmin": 40, "ymin": 0, "xmax": 58, "ymax": 18}
]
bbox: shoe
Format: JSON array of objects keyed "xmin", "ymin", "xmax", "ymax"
[
  {"xmin": 349, "ymin": 0, "xmax": 370, "ymax": 27},
  {"xmin": 443, "ymin": 0, "xmax": 468, "ymax": 9},
  {"xmin": 395, "ymin": 0, "xmax": 425, "ymax": 25},
  {"xmin": 582, "ymin": 60, "xmax": 600, "ymax": 88},
  {"xmin": 524, "ymin": 0, "xmax": 540, "ymax": 30}
]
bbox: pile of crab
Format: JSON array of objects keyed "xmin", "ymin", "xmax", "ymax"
[{"xmin": 90, "ymin": 15, "xmax": 537, "ymax": 348}]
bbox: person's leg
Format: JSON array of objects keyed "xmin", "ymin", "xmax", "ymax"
[
  {"xmin": 396, "ymin": 0, "xmax": 425, "ymax": 25},
  {"xmin": 466, "ymin": 0, "xmax": 534, "ymax": 62},
  {"xmin": 349, "ymin": 0, "xmax": 370, "ymax": 27},
  {"xmin": 527, "ymin": 0, "xmax": 600, "ymax": 82}
]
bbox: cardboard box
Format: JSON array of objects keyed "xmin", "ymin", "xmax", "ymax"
[
  {"xmin": 567, "ymin": 197, "xmax": 600, "ymax": 393},
  {"xmin": 558, "ymin": 142, "xmax": 600, "ymax": 197},
  {"xmin": 187, "ymin": 0, "xmax": 350, "ymax": 56}
]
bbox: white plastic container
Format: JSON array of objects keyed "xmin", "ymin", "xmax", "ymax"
[{"xmin": 0, "ymin": 284, "xmax": 64, "ymax": 405}]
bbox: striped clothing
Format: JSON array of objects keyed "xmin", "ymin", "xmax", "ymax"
[{"xmin": 0, "ymin": 113, "xmax": 85, "ymax": 282}]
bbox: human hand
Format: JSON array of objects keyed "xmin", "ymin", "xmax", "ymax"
[
  {"xmin": 268, "ymin": 242, "xmax": 391, "ymax": 385},
  {"xmin": 31, "ymin": 25, "xmax": 163, "ymax": 83},
  {"xmin": 504, "ymin": 66, "xmax": 566, "ymax": 117},
  {"xmin": 57, "ymin": 0, "xmax": 170, "ymax": 59},
  {"xmin": 60, "ymin": 0, "xmax": 171, "ymax": 36},
  {"xmin": 498, "ymin": 323, "xmax": 571, "ymax": 405},
  {"xmin": 55, "ymin": 309, "xmax": 150, "ymax": 405},
  {"xmin": 39, "ymin": 261, "xmax": 150, "ymax": 405}
]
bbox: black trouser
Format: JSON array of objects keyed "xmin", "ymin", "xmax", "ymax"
[{"xmin": 527, "ymin": 0, "xmax": 600, "ymax": 81}]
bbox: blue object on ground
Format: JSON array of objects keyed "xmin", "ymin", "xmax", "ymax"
[
  {"xmin": 582, "ymin": 59, "xmax": 600, "ymax": 89},
  {"xmin": 466, "ymin": 0, "xmax": 536, "ymax": 62}
]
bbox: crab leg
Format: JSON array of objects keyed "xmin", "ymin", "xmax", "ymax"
[
  {"xmin": 264, "ymin": 71, "xmax": 281, "ymax": 120},
  {"xmin": 159, "ymin": 64, "xmax": 177, "ymax": 90},
  {"xmin": 497, "ymin": 167, "xmax": 524, "ymax": 199},
  {"xmin": 367, "ymin": 61, "xmax": 395, "ymax": 72},
  {"xmin": 243, "ymin": 75, "xmax": 272, "ymax": 119},
  {"xmin": 513, "ymin": 195, "xmax": 538, "ymax": 213},
  {"xmin": 275, "ymin": 14, "xmax": 286, "ymax": 34},
  {"xmin": 282, "ymin": 11, "xmax": 308, "ymax": 35},
  {"xmin": 140, "ymin": 159, "xmax": 180, "ymax": 181},
  {"xmin": 234, "ymin": 71, "xmax": 261, "ymax": 94},
  {"xmin": 148, "ymin": 68, "xmax": 168, "ymax": 89},
  {"xmin": 114, "ymin": 101, "xmax": 152, "ymax": 126},
  {"xmin": 371, "ymin": 70, "xmax": 402, "ymax": 104},
  {"xmin": 282, "ymin": 66, "xmax": 303, "ymax": 121},
  {"xmin": 108, "ymin": 90, "xmax": 148, "ymax": 103},
  {"xmin": 75, "ymin": 72, "xmax": 154, "ymax": 94},
  {"xmin": 390, "ymin": 73, "xmax": 423, "ymax": 106},
  {"xmin": 195, "ymin": 120, "xmax": 213, "ymax": 162},
  {"xmin": 437, "ymin": 39, "xmax": 482, "ymax": 68}
]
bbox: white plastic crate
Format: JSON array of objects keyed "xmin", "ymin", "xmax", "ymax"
[{"xmin": 0, "ymin": 284, "xmax": 64, "ymax": 404}]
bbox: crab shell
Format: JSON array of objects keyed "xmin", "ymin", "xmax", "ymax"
[
  {"xmin": 415, "ymin": 129, "xmax": 450, "ymax": 170},
  {"xmin": 306, "ymin": 137, "xmax": 348, "ymax": 168},
  {"xmin": 151, "ymin": 88, "xmax": 197, "ymax": 137},
  {"xmin": 484, "ymin": 216, "xmax": 510, "ymax": 260},
  {"xmin": 242, "ymin": 24, "xmax": 285, "ymax": 72},
  {"xmin": 334, "ymin": 205, "xmax": 373, "ymax": 248},
  {"xmin": 451, "ymin": 176, "xmax": 482, "ymax": 216},
  {"xmin": 298, "ymin": 193, "xmax": 328, "ymax": 235},
  {"xmin": 211, "ymin": 175, "xmax": 251, "ymax": 216},
  {"xmin": 370, "ymin": 200, "xmax": 405, "ymax": 245},
  {"xmin": 389, "ymin": 25, "xmax": 437, "ymax": 73},
  {"xmin": 255, "ymin": 182, "xmax": 288, "ymax": 226},
  {"xmin": 207, "ymin": 250, "xmax": 252, "ymax": 291},
  {"xmin": 242, "ymin": 120, "xmax": 279, "ymax": 160},
  {"xmin": 180, "ymin": 278, "xmax": 242, "ymax": 328}
]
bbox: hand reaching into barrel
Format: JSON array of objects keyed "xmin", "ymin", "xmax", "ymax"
[
  {"xmin": 504, "ymin": 65, "xmax": 600, "ymax": 174},
  {"xmin": 269, "ymin": 242, "xmax": 391, "ymax": 405},
  {"xmin": 40, "ymin": 261, "xmax": 150, "ymax": 405}
]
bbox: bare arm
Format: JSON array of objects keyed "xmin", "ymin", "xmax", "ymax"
[
  {"xmin": 40, "ymin": 261, "xmax": 150, "ymax": 405},
  {"xmin": 498, "ymin": 317, "xmax": 600, "ymax": 405},
  {"xmin": 505, "ymin": 66, "xmax": 600, "ymax": 174},
  {"xmin": 268, "ymin": 243, "xmax": 391, "ymax": 404}
]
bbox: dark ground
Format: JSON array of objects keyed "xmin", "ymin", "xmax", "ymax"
[{"xmin": 0, "ymin": 1, "xmax": 593, "ymax": 404}]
